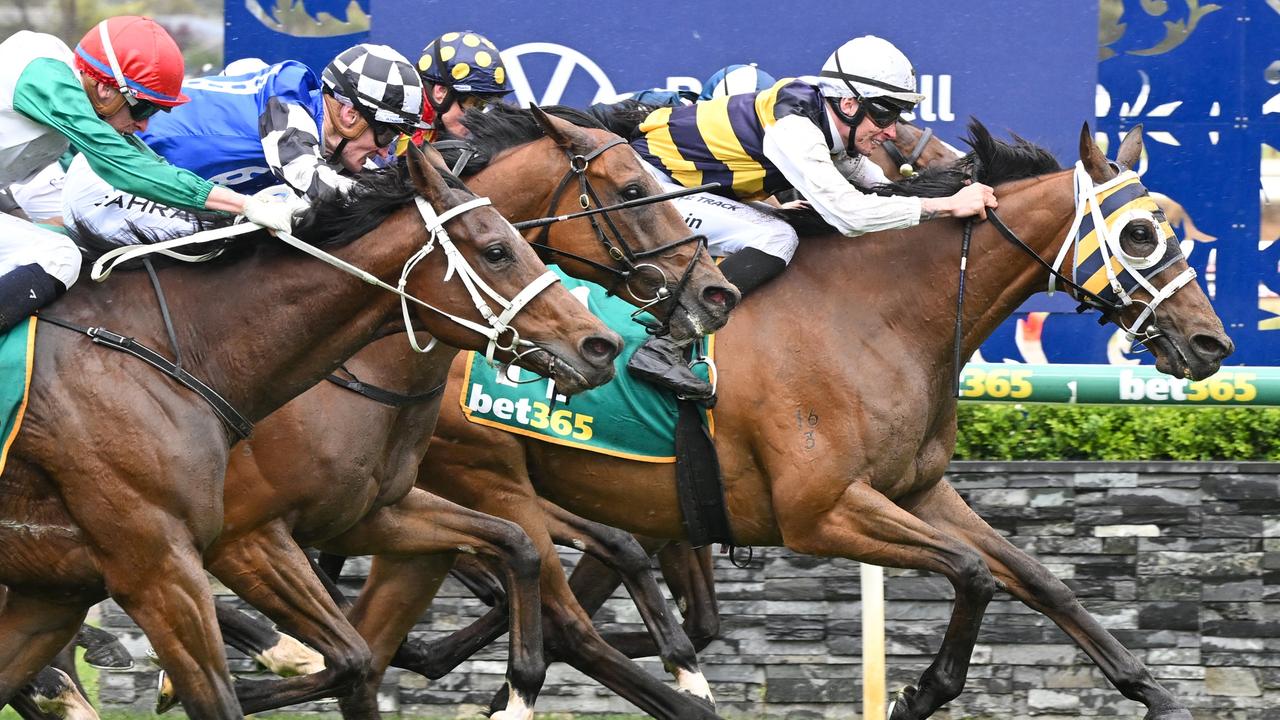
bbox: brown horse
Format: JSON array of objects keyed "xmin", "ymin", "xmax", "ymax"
[
  {"xmin": 0, "ymin": 144, "xmax": 619, "ymax": 720},
  {"xmin": 135, "ymin": 105, "xmax": 734, "ymax": 718},
  {"xmin": 349, "ymin": 122, "xmax": 1232, "ymax": 720},
  {"xmin": 378, "ymin": 116, "xmax": 973, "ymax": 706}
]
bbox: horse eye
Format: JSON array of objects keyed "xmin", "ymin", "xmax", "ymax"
[
  {"xmin": 483, "ymin": 244, "xmax": 510, "ymax": 263},
  {"xmin": 621, "ymin": 184, "xmax": 645, "ymax": 201},
  {"xmin": 1129, "ymin": 225, "xmax": 1151, "ymax": 243}
]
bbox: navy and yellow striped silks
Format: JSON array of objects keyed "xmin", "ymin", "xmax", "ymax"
[
  {"xmin": 632, "ymin": 79, "xmax": 832, "ymax": 201},
  {"xmin": 1072, "ymin": 172, "xmax": 1181, "ymax": 306}
]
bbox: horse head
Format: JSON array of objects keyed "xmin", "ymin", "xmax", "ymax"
[
  {"xmin": 403, "ymin": 142, "xmax": 622, "ymax": 394},
  {"xmin": 1070, "ymin": 123, "xmax": 1233, "ymax": 379},
  {"xmin": 464, "ymin": 104, "xmax": 738, "ymax": 343}
]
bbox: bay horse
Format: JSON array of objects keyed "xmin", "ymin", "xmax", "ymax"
[
  {"xmin": 348, "ymin": 122, "xmax": 1231, "ymax": 720},
  {"xmin": 136, "ymin": 105, "xmax": 734, "ymax": 718},
  {"xmin": 0, "ymin": 143, "xmax": 621, "ymax": 720}
]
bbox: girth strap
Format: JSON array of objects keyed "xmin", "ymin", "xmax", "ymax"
[
  {"xmin": 325, "ymin": 365, "xmax": 446, "ymax": 408},
  {"xmin": 37, "ymin": 314, "xmax": 254, "ymax": 438}
]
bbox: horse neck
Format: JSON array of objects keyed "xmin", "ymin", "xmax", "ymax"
[
  {"xmin": 466, "ymin": 140, "xmax": 559, "ymax": 222},
  {"xmin": 784, "ymin": 169, "xmax": 1076, "ymax": 379},
  {"xmin": 71, "ymin": 208, "xmax": 431, "ymax": 422}
]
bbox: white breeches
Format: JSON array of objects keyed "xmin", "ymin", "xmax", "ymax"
[
  {"xmin": 644, "ymin": 163, "xmax": 799, "ymax": 262},
  {"xmin": 0, "ymin": 212, "xmax": 82, "ymax": 288}
]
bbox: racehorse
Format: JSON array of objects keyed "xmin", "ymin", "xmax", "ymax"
[
  {"xmin": 873, "ymin": 120, "xmax": 965, "ymax": 180},
  {"xmin": 136, "ymin": 105, "xmax": 734, "ymax": 718},
  {"xmin": 348, "ymin": 122, "xmax": 1232, "ymax": 720},
  {"xmin": 0, "ymin": 143, "xmax": 620, "ymax": 720}
]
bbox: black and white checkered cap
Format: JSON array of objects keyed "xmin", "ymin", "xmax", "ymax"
[{"xmin": 323, "ymin": 43, "xmax": 427, "ymax": 129}]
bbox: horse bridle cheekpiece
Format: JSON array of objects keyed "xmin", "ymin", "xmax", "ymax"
[
  {"xmin": 1050, "ymin": 162, "xmax": 1195, "ymax": 347},
  {"xmin": 511, "ymin": 136, "xmax": 715, "ymax": 333}
]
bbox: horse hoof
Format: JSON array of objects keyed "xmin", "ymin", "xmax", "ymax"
[
  {"xmin": 887, "ymin": 685, "xmax": 917, "ymax": 720},
  {"xmin": 154, "ymin": 670, "xmax": 179, "ymax": 714},
  {"xmin": 77, "ymin": 625, "xmax": 134, "ymax": 670}
]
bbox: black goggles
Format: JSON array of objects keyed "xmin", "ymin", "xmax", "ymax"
[
  {"xmin": 370, "ymin": 121, "xmax": 402, "ymax": 148},
  {"xmin": 858, "ymin": 96, "xmax": 905, "ymax": 128},
  {"xmin": 127, "ymin": 99, "xmax": 164, "ymax": 122}
]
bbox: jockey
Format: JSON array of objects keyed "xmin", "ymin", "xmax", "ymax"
[
  {"xmin": 699, "ymin": 63, "xmax": 776, "ymax": 100},
  {"xmin": 627, "ymin": 35, "xmax": 997, "ymax": 399},
  {"xmin": 63, "ymin": 43, "xmax": 427, "ymax": 242},
  {"xmin": 403, "ymin": 30, "xmax": 512, "ymax": 147},
  {"xmin": 0, "ymin": 16, "xmax": 299, "ymax": 332}
]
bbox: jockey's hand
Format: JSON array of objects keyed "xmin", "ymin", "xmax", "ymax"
[
  {"xmin": 779, "ymin": 199, "xmax": 812, "ymax": 211},
  {"xmin": 921, "ymin": 182, "xmax": 997, "ymax": 221},
  {"xmin": 242, "ymin": 194, "xmax": 304, "ymax": 234}
]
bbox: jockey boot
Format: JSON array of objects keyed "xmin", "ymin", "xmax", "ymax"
[
  {"xmin": 627, "ymin": 333, "xmax": 713, "ymax": 400},
  {"xmin": 0, "ymin": 264, "xmax": 64, "ymax": 333},
  {"xmin": 718, "ymin": 246, "xmax": 787, "ymax": 297}
]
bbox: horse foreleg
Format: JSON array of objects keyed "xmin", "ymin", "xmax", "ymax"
[
  {"xmin": 205, "ymin": 523, "xmax": 372, "ymax": 714},
  {"xmin": 541, "ymin": 500, "xmax": 711, "ymax": 703},
  {"xmin": 325, "ymin": 488, "xmax": 546, "ymax": 720},
  {"xmin": 10, "ymin": 666, "xmax": 98, "ymax": 720},
  {"xmin": 777, "ymin": 478, "xmax": 996, "ymax": 720},
  {"xmin": 214, "ymin": 600, "xmax": 325, "ymax": 677},
  {"xmin": 904, "ymin": 480, "xmax": 1190, "ymax": 720},
  {"xmin": 655, "ymin": 542, "xmax": 720, "ymax": 652}
]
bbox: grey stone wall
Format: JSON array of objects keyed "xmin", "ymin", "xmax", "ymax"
[{"xmin": 96, "ymin": 461, "xmax": 1280, "ymax": 718}]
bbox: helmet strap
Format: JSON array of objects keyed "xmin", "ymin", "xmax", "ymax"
[
  {"xmin": 427, "ymin": 82, "xmax": 456, "ymax": 115},
  {"xmin": 826, "ymin": 97, "xmax": 864, "ymax": 154},
  {"xmin": 322, "ymin": 94, "xmax": 368, "ymax": 163},
  {"xmin": 96, "ymin": 20, "xmax": 138, "ymax": 107}
]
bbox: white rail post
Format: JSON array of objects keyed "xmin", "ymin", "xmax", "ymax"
[{"xmin": 861, "ymin": 562, "xmax": 886, "ymax": 720}]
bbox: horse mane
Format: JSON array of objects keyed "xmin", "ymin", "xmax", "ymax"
[
  {"xmin": 440, "ymin": 104, "xmax": 607, "ymax": 175},
  {"xmin": 777, "ymin": 118, "xmax": 1062, "ymax": 235},
  {"xmin": 877, "ymin": 118, "xmax": 1061, "ymax": 197},
  {"xmin": 70, "ymin": 164, "xmax": 469, "ymax": 271}
]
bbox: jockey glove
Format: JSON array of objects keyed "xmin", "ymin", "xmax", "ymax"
[
  {"xmin": 242, "ymin": 195, "xmax": 305, "ymax": 234},
  {"xmin": 0, "ymin": 263, "xmax": 65, "ymax": 333}
]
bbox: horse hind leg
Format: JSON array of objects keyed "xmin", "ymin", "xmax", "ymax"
[
  {"xmin": 775, "ymin": 478, "xmax": 997, "ymax": 720},
  {"xmin": 904, "ymin": 480, "xmax": 1190, "ymax": 720},
  {"xmin": 543, "ymin": 500, "xmax": 711, "ymax": 704},
  {"xmin": 655, "ymin": 541, "xmax": 720, "ymax": 653},
  {"xmin": 0, "ymin": 590, "xmax": 88, "ymax": 710}
]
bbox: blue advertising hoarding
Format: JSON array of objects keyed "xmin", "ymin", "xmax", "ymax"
[{"xmin": 224, "ymin": 1, "xmax": 1279, "ymax": 365}]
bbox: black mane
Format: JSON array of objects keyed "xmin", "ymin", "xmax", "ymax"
[
  {"xmin": 441, "ymin": 104, "xmax": 606, "ymax": 174},
  {"xmin": 875, "ymin": 118, "xmax": 1062, "ymax": 198}
]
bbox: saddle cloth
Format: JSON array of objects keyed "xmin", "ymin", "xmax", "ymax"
[
  {"xmin": 458, "ymin": 267, "xmax": 712, "ymax": 463},
  {"xmin": 0, "ymin": 317, "xmax": 37, "ymax": 474}
]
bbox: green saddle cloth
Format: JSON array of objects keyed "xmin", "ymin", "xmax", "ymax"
[
  {"xmin": 458, "ymin": 266, "xmax": 711, "ymax": 463},
  {"xmin": 0, "ymin": 317, "xmax": 37, "ymax": 474}
]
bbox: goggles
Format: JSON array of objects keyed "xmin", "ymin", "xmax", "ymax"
[
  {"xmin": 858, "ymin": 95, "xmax": 904, "ymax": 128},
  {"xmin": 370, "ymin": 121, "xmax": 402, "ymax": 148},
  {"xmin": 127, "ymin": 99, "xmax": 164, "ymax": 122}
]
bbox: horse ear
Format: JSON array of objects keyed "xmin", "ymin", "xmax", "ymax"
[
  {"xmin": 530, "ymin": 103, "xmax": 580, "ymax": 150},
  {"xmin": 1078, "ymin": 121, "xmax": 1113, "ymax": 183},
  {"xmin": 1114, "ymin": 124, "xmax": 1144, "ymax": 171},
  {"xmin": 406, "ymin": 142, "xmax": 450, "ymax": 205}
]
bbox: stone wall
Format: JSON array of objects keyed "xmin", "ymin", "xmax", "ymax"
[{"xmin": 96, "ymin": 461, "xmax": 1280, "ymax": 718}]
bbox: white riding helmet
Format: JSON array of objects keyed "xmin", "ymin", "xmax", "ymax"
[{"xmin": 818, "ymin": 35, "xmax": 925, "ymax": 108}]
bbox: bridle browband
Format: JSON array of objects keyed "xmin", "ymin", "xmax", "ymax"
[{"xmin": 506, "ymin": 135, "xmax": 716, "ymax": 333}]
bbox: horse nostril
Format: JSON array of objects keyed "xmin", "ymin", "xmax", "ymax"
[
  {"xmin": 1190, "ymin": 333, "xmax": 1233, "ymax": 361},
  {"xmin": 703, "ymin": 285, "xmax": 740, "ymax": 311},
  {"xmin": 581, "ymin": 334, "xmax": 622, "ymax": 365}
]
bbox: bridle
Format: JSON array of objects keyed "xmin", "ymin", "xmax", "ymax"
[
  {"xmin": 882, "ymin": 125, "xmax": 934, "ymax": 178},
  {"xmin": 952, "ymin": 159, "xmax": 1196, "ymax": 394},
  {"xmin": 509, "ymin": 137, "xmax": 717, "ymax": 333}
]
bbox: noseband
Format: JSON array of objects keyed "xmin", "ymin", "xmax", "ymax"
[
  {"xmin": 882, "ymin": 126, "xmax": 934, "ymax": 178},
  {"xmin": 511, "ymin": 137, "xmax": 715, "ymax": 333}
]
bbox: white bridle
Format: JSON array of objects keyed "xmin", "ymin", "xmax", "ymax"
[
  {"xmin": 93, "ymin": 195, "xmax": 561, "ymax": 364},
  {"xmin": 1049, "ymin": 162, "xmax": 1198, "ymax": 346}
]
